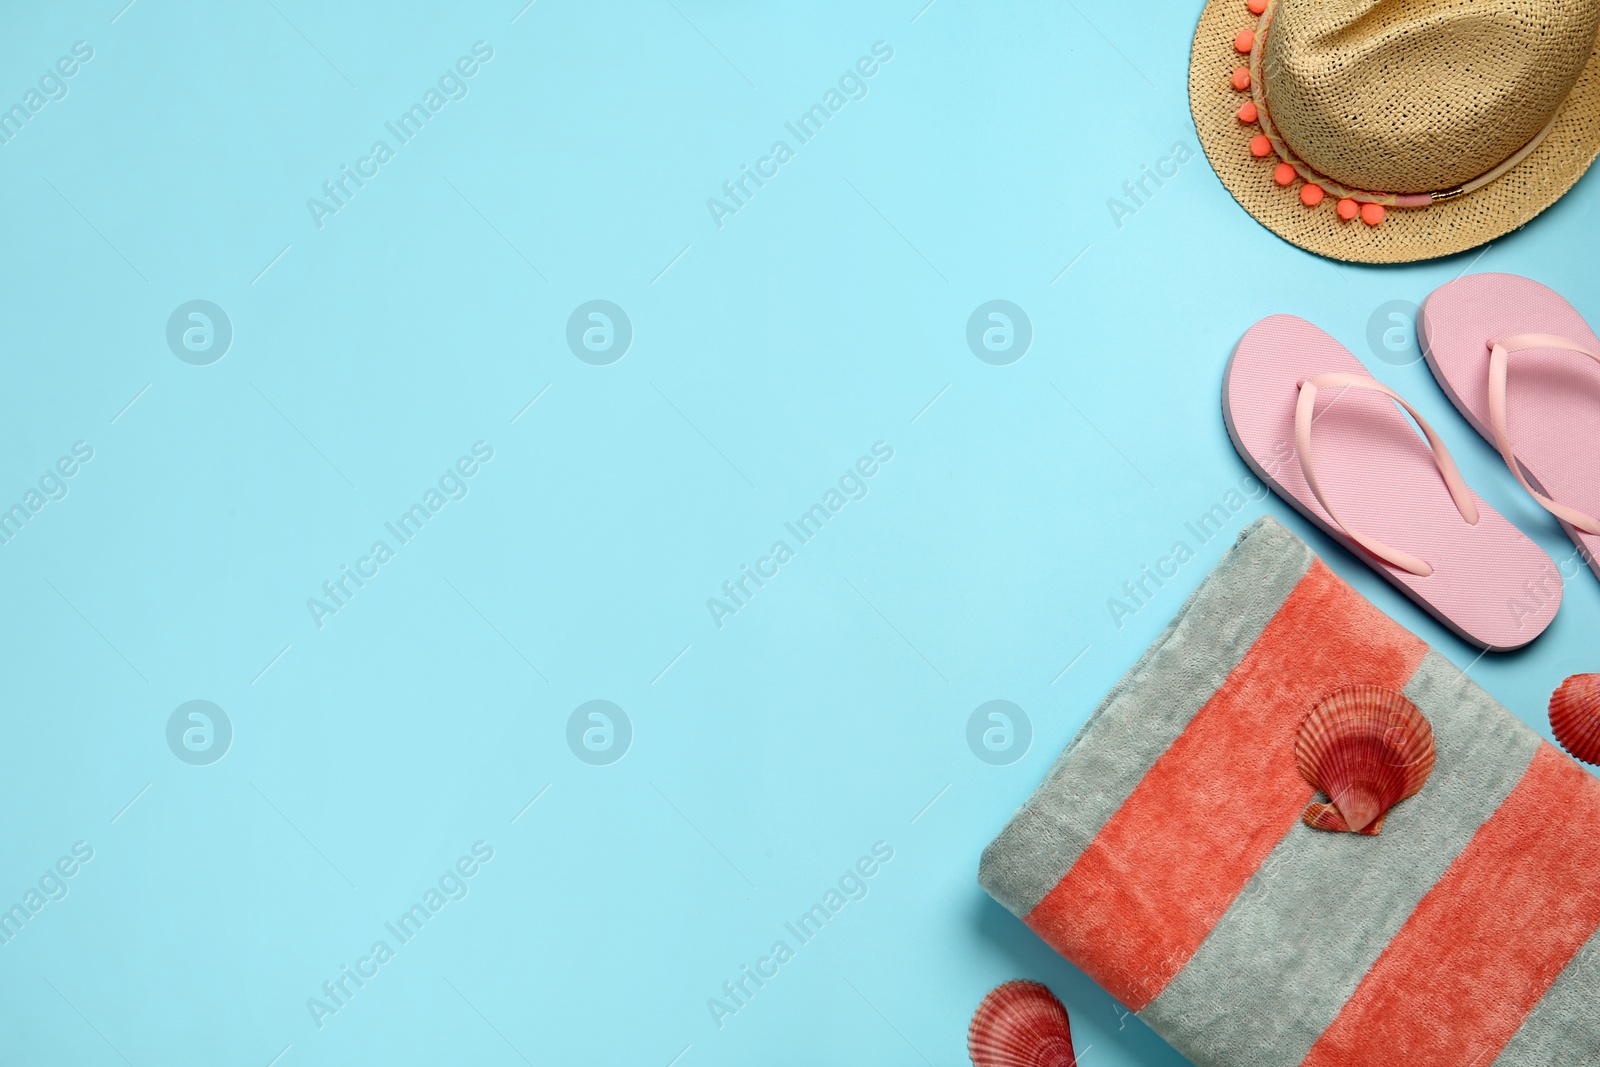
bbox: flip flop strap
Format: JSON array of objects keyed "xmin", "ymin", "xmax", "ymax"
[
  {"xmin": 1487, "ymin": 334, "xmax": 1600, "ymax": 537},
  {"xmin": 1295, "ymin": 373, "xmax": 1480, "ymax": 577}
]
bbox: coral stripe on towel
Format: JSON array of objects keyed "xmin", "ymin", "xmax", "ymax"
[
  {"xmin": 1301, "ymin": 744, "xmax": 1600, "ymax": 1067},
  {"xmin": 1024, "ymin": 559, "xmax": 1428, "ymax": 1010}
]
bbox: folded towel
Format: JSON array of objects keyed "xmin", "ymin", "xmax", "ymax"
[{"xmin": 980, "ymin": 516, "xmax": 1600, "ymax": 1067}]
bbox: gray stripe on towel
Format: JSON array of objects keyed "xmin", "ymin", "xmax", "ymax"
[
  {"xmin": 978, "ymin": 516, "xmax": 1313, "ymax": 918},
  {"xmin": 1139, "ymin": 650, "xmax": 1542, "ymax": 1067}
]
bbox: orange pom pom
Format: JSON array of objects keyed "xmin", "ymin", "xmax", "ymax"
[
  {"xmin": 1300, "ymin": 183, "xmax": 1325, "ymax": 206},
  {"xmin": 1361, "ymin": 202, "xmax": 1386, "ymax": 226},
  {"xmin": 1232, "ymin": 67, "xmax": 1251, "ymax": 90},
  {"xmin": 1274, "ymin": 163, "xmax": 1295, "ymax": 186},
  {"xmin": 1250, "ymin": 134, "xmax": 1272, "ymax": 158},
  {"xmin": 1235, "ymin": 29, "xmax": 1256, "ymax": 53},
  {"xmin": 1247, "ymin": 0, "xmax": 1267, "ymax": 12},
  {"xmin": 1237, "ymin": 101, "xmax": 1258, "ymax": 123},
  {"xmin": 1337, "ymin": 198, "xmax": 1360, "ymax": 221}
]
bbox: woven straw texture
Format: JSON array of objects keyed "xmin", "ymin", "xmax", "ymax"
[
  {"xmin": 1268, "ymin": 0, "xmax": 1599, "ymax": 193},
  {"xmin": 1191, "ymin": 0, "xmax": 1600, "ymax": 263}
]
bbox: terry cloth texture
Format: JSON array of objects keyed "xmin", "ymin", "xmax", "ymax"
[{"xmin": 979, "ymin": 516, "xmax": 1600, "ymax": 1067}]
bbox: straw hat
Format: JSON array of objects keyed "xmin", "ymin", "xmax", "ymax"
[{"xmin": 1189, "ymin": 0, "xmax": 1600, "ymax": 263}]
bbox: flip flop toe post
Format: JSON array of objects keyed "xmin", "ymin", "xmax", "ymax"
[{"xmin": 1224, "ymin": 314, "xmax": 1560, "ymax": 650}]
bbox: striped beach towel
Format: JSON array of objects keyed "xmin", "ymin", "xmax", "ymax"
[{"xmin": 980, "ymin": 516, "xmax": 1600, "ymax": 1067}]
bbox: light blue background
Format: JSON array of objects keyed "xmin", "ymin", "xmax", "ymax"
[{"xmin": 1, "ymin": 2, "xmax": 1596, "ymax": 1065}]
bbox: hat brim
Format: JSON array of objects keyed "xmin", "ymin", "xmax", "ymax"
[{"xmin": 1190, "ymin": 0, "xmax": 1600, "ymax": 264}]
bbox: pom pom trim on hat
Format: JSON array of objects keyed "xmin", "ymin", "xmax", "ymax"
[{"xmin": 1229, "ymin": 0, "xmax": 1404, "ymax": 225}]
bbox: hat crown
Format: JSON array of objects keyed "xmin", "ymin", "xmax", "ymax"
[{"xmin": 1264, "ymin": 0, "xmax": 1600, "ymax": 193}]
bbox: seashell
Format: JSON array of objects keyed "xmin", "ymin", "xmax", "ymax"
[
  {"xmin": 968, "ymin": 980, "xmax": 1077, "ymax": 1067},
  {"xmin": 1295, "ymin": 685, "xmax": 1435, "ymax": 835},
  {"xmin": 1549, "ymin": 674, "xmax": 1600, "ymax": 765},
  {"xmin": 1302, "ymin": 800, "xmax": 1390, "ymax": 836}
]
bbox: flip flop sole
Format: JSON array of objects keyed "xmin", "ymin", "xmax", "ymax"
[
  {"xmin": 1224, "ymin": 314, "xmax": 1560, "ymax": 651},
  {"xmin": 1420, "ymin": 273, "xmax": 1600, "ymax": 583}
]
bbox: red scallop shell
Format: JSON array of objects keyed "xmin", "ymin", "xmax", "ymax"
[
  {"xmin": 1295, "ymin": 685, "xmax": 1435, "ymax": 834},
  {"xmin": 968, "ymin": 981, "xmax": 1077, "ymax": 1067},
  {"xmin": 1550, "ymin": 674, "xmax": 1600, "ymax": 765}
]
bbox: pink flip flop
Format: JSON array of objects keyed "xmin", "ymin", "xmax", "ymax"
[
  {"xmin": 1420, "ymin": 273, "xmax": 1600, "ymax": 584},
  {"xmin": 1224, "ymin": 314, "xmax": 1560, "ymax": 651}
]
